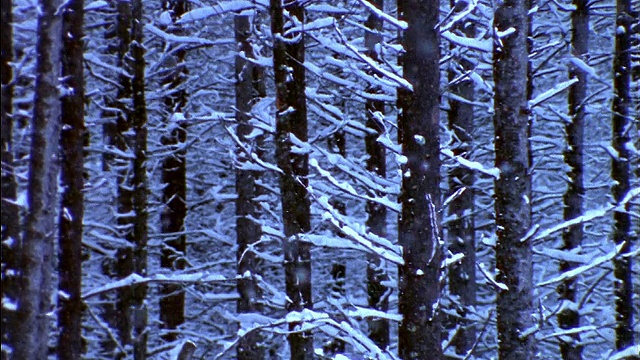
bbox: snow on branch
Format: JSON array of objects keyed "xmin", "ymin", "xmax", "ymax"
[
  {"xmin": 441, "ymin": 148, "xmax": 501, "ymax": 179},
  {"xmin": 477, "ymin": 263, "xmax": 509, "ymax": 291},
  {"xmin": 177, "ymin": 1, "xmax": 263, "ymax": 24},
  {"xmin": 528, "ymin": 78, "xmax": 579, "ymax": 109},
  {"xmin": 441, "ymin": 31, "xmax": 492, "ymax": 52},
  {"xmin": 537, "ymin": 242, "xmax": 626, "ymax": 287},
  {"xmin": 532, "ymin": 187, "xmax": 640, "ymax": 243},
  {"xmin": 145, "ymin": 24, "xmax": 223, "ymax": 46},
  {"xmin": 83, "ymin": 273, "xmax": 229, "ymax": 299},
  {"xmin": 356, "ymin": 0, "xmax": 407, "ymax": 30}
]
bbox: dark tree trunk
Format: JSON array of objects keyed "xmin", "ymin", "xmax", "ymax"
[
  {"xmin": 159, "ymin": 0, "xmax": 189, "ymax": 343},
  {"xmin": 57, "ymin": 0, "xmax": 85, "ymax": 358},
  {"xmin": 611, "ymin": 0, "xmax": 633, "ymax": 351},
  {"xmin": 446, "ymin": 2, "xmax": 477, "ymax": 354},
  {"xmin": 363, "ymin": 0, "xmax": 390, "ymax": 350},
  {"xmin": 558, "ymin": 1, "xmax": 588, "ymax": 359},
  {"xmin": 15, "ymin": 0, "xmax": 63, "ymax": 357},
  {"xmin": 493, "ymin": 0, "xmax": 535, "ymax": 359},
  {"xmin": 270, "ymin": 0, "xmax": 313, "ymax": 358},
  {"xmin": 0, "ymin": 0, "xmax": 20, "ymax": 357},
  {"xmin": 235, "ymin": 13, "xmax": 265, "ymax": 360},
  {"xmin": 129, "ymin": 0, "xmax": 149, "ymax": 357},
  {"xmin": 113, "ymin": 0, "xmax": 134, "ymax": 355},
  {"xmin": 397, "ymin": 0, "xmax": 442, "ymax": 359}
]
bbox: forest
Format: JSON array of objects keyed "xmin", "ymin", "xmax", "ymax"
[{"xmin": 0, "ymin": 0, "xmax": 638, "ymax": 359}]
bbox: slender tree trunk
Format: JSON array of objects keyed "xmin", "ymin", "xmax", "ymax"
[
  {"xmin": 493, "ymin": 0, "xmax": 535, "ymax": 359},
  {"xmin": 446, "ymin": 2, "xmax": 477, "ymax": 354},
  {"xmin": 15, "ymin": 0, "xmax": 63, "ymax": 357},
  {"xmin": 57, "ymin": 0, "xmax": 85, "ymax": 358},
  {"xmin": 558, "ymin": 1, "xmax": 588, "ymax": 359},
  {"xmin": 611, "ymin": 0, "xmax": 633, "ymax": 351},
  {"xmin": 0, "ymin": 0, "xmax": 20, "ymax": 357},
  {"xmin": 397, "ymin": 0, "xmax": 442, "ymax": 359},
  {"xmin": 363, "ymin": 0, "xmax": 390, "ymax": 350},
  {"xmin": 159, "ymin": 0, "xmax": 189, "ymax": 342},
  {"xmin": 113, "ymin": 0, "xmax": 134, "ymax": 354},
  {"xmin": 235, "ymin": 13, "xmax": 265, "ymax": 360},
  {"xmin": 271, "ymin": 0, "xmax": 313, "ymax": 358},
  {"xmin": 129, "ymin": 0, "xmax": 148, "ymax": 357}
]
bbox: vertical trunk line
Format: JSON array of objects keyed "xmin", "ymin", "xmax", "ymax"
[
  {"xmin": 397, "ymin": 0, "xmax": 443, "ymax": 358},
  {"xmin": 58, "ymin": 0, "xmax": 86, "ymax": 358}
]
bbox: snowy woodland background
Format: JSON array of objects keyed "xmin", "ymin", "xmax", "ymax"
[{"xmin": 1, "ymin": 0, "xmax": 639, "ymax": 359}]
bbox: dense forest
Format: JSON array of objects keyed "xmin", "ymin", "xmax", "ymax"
[{"xmin": 1, "ymin": 0, "xmax": 639, "ymax": 359}]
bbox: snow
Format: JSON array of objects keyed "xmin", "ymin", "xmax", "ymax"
[
  {"xmin": 477, "ymin": 263, "xmax": 509, "ymax": 291},
  {"xmin": 356, "ymin": 0, "xmax": 407, "ymax": 30},
  {"xmin": 145, "ymin": 24, "xmax": 220, "ymax": 45},
  {"xmin": 537, "ymin": 243, "xmax": 626, "ymax": 287},
  {"xmin": 177, "ymin": 1, "xmax": 258, "ymax": 24},
  {"xmin": 568, "ymin": 56, "xmax": 598, "ymax": 78},
  {"xmin": 442, "ymin": 148, "xmax": 501, "ymax": 179},
  {"xmin": 528, "ymin": 78, "xmax": 579, "ymax": 109},
  {"xmin": 441, "ymin": 31, "xmax": 492, "ymax": 53}
]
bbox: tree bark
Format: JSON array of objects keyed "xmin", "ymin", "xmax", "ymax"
[
  {"xmin": 15, "ymin": 0, "xmax": 63, "ymax": 357},
  {"xmin": 57, "ymin": 0, "xmax": 85, "ymax": 358},
  {"xmin": 159, "ymin": 0, "xmax": 189, "ymax": 343},
  {"xmin": 611, "ymin": 0, "xmax": 633, "ymax": 351},
  {"xmin": 129, "ymin": 0, "xmax": 149, "ymax": 357},
  {"xmin": 558, "ymin": 1, "xmax": 588, "ymax": 359},
  {"xmin": 493, "ymin": 0, "xmax": 535, "ymax": 359},
  {"xmin": 446, "ymin": 1, "xmax": 477, "ymax": 354},
  {"xmin": 363, "ymin": 0, "xmax": 390, "ymax": 350},
  {"xmin": 113, "ymin": 1, "xmax": 134, "ymax": 355},
  {"xmin": 1, "ymin": 0, "xmax": 20, "ymax": 357},
  {"xmin": 271, "ymin": 0, "xmax": 313, "ymax": 358},
  {"xmin": 397, "ymin": 0, "xmax": 442, "ymax": 359},
  {"xmin": 235, "ymin": 13, "xmax": 265, "ymax": 360}
]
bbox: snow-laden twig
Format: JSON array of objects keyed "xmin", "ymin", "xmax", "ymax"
[
  {"xmin": 441, "ymin": 148, "xmax": 501, "ymax": 179},
  {"xmin": 177, "ymin": 1, "xmax": 262, "ymax": 24},
  {"xmin": 528, "ymin": 78, "xmax": 579, "ymax": 108},
  {"xmin": 532, "ymin": 187, "xmax": 640, "ymax": 243},
  {"xmin": 356, "ymin": 0, "xmax": 407, "ymax": 30},
  {"xmin": 477, "ymin": 263, "xmax": 509, "ymax": 291},
  {"xmin": 83, "ymin": 273, "xmax": 229, "ymax": 299},
  {"xmin": 145, "ymin": 24, "xmax": 222, "ymax": 46},
  {"xmin": 537, "ymin": 242, "xmax": 626, "ymax": 287}
]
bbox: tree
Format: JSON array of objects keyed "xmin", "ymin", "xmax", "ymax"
[
  {"xmin": 363, "ymin": 0, "xmax": 390, "ymax": 350},
  {"xmin": 57, "ymin": 0, "xmax": 85, "ymax": 358},
  {"xmin": 159, "ymin": 0, "xmax": 189, "ymax": 342},
  {"xmin": 1, "ymin": 0, "xmax": 19, "ymax": 357},
  {"xmin": 558, "ymin": 1, "xmax": 589, "ymax": 359},
  {"xmin": 397, "ymin": 0, "xmax": 442, "ymax": 358},
  {"xmin": 493, "ymin": 0, "xmax": 535, "ymax": 358},
  {"xmin": 270, "ymin": 0, "xmax": 313, "ymax": 358},
  {"xmin": 14, "ymin": 0, "xmax": 63, "ymax": 357},
  {"xmin": 446, "ymin": 1, "xmax": 477, "ymax": 354},
  {"xmin": 611, "ymin": 0, "xmax": 634, "ymax": 351},
  {"xmin": 235, "ymin": 11, "xmax": 265, "ymax": 360},
  {"xmin": 128, "ymin": 0, "xmax": 149, "ymax": 357}
]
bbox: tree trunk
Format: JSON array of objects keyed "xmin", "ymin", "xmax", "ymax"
[
  {"xmin": 397, "ymin": 0, "xmax": 442, "ymax": 359},
  {"xmin": 611, "ymin": 0, "xmax": 633, "ymax": 351},
  {"xmin": 129, "ymin": 0, "xmax": 149, "ymax": 357},
  {"xmin": 270, "ymin": 0, "xmax": 313, "ymax": 358},
  {"xmin": 446, "ymin": 1, "xmax": 477, "ymax": 354},
  {"xmin": 159, "ymin": 0, "xmax": 189, "ymax": 343},
  {"xmin": 1, "ymin": 0, "xmax": 20, "ymax": 357},
  {"xmin": 113, "ymin": 0, "xmax": 134, "ymax": 355},
  {"xmin": 57, "ymin": 0, "xmax": 85, "ymax": 358},
  {"xmin": 558, "ymin": 1, "xmax": 588, "ymax": 359},
  {"xmin": 363, "ymin": 0, "xmax": 390, "ymax": 350},
  {"xmin": 15, "ymin": 0, "xmax": 63, "ymax": 357},
  {"xmin": 235, "ymin": 13, "xmax": 265, "ymax": 360},
  {"xmin": 493, "ymin": 0, "xmax": 535, "ymax": 359}
]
